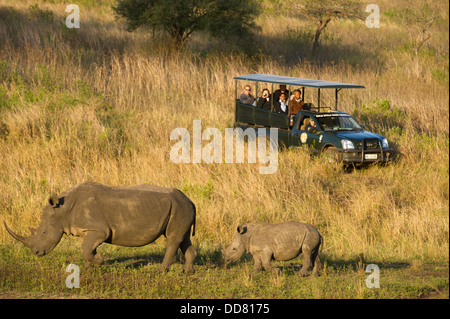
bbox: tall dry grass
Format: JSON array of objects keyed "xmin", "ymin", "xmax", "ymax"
[{"xmin": 0, "ymin": 0, "xmax": 448, "ymax": 262}]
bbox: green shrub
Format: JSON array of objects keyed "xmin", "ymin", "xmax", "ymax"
[
  {"xmin": 353, "ymin": 98, "xmax": 410, "ymax": 135},
  {"xmin": 29, "ymin": 4, "xmax": 54, "ymax": 23}
]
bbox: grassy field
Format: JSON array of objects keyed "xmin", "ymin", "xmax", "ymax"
[
  {"xmin": 1, "ymin": 238, "xmax": 448, "ymax": 299},
  {"xmin": 0, "ymin": 0, "xmax": 448, "ymax": 299}
]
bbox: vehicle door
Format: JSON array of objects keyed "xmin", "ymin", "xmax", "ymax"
[
  {"xmin": 290, "ymin": 113, "xmax": 304, "ymax": 147},
  {"xmin": 295, "ymin": 114, "xmax": 321, "ymax": 155}
]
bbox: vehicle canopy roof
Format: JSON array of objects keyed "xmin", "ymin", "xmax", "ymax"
[{"xmin": 233, "ymin": 74, "xmax": 365, "ymax": 89}]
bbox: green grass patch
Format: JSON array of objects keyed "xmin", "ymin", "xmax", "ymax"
[{"xmin": 1, "ymin": 238, "xmax": 448, "ymax": 299}]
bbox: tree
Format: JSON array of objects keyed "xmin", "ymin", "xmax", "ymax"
[
  {"xmin": 397, "ymin": 7, "xmax": 438, "ymax": 76},
  {"xmin": 113, "ymin": 0, "xmax": 261, "ymax": 51},
  {"xmin": 290, "ymin": 0, "xmax": 364, "ymax": 52}
]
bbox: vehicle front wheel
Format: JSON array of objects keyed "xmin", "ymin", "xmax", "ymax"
[{"xmin": 322, "ymin": 146, "xmax": 339, "ymax": 164}]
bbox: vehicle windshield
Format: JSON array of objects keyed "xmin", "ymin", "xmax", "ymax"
[{"xmin": 315, "ymin": 114, "xmax": 362, "ymax": 131}]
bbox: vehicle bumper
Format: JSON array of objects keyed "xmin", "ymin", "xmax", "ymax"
[{"xmin": 337, "ymin": 148, "xmax": 397, "ymax": 164}]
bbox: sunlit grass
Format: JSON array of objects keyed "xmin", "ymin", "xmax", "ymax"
[{"xmin": 0, "ymin": 0, "xmax": 448, "ymax": 298}]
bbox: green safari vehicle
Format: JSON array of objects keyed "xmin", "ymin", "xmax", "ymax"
[{"xmin": 233, "ymin": 74, "xmax": 396, "ymax": 165}]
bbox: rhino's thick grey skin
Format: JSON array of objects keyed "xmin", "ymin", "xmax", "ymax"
[
  {"xmin": 4, "ymin": 182, "xmax": 197, "ymax": 273},
  {"xmin": 223, "ymin": 221, "xmax": 322, "ymax": 276}
]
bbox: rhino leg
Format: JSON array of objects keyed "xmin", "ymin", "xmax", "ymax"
[
  {"xmin": 260, "ymin": 250, "xmax": 279, "ymax": 275},
  {"xmin": 159, "ymin": 212, "xmax": 196, "ymax": 273},
  {"xmin": 81, "ymin": 231, "xmax": 107, "ymax": 265},
  {"xmin": 299, "ymin": 252, "xmax": 312, "ymax": 276},
  {"xmin": 180, "ymin": 235, "xmax": 197, "ymax": 274},
  {"xmin": 311, "ymin": 252, "xmax": 321, "ymax": 277},
  {"xmin": 159, "ymin": 239, "xmax": 180, "ymax": 272},
  {"xmin": 299, "ymin": 246, "xmax": 321, "ymax": 277},
  {"xmin": 252, "ymin": 251, "xmax": 262, "ymax": 272}
]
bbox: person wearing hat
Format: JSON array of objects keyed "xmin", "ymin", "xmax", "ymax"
[{"xmin": 305, "ymin": 118, "xmax": 317, "ymax": 133}]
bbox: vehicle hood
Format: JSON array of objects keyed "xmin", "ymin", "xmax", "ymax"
[{"xmin": 334, "ymin": 130, "xmax": 384, "ymax": 141}]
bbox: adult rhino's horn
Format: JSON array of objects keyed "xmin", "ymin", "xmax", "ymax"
[{"xmin": 4, "ymin": 222, "xmax": 32, "ymax": 247}]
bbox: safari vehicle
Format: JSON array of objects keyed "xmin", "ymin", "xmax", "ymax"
[{"xmin": 233, "ymin": 74, "xmax": 396, "ymax": 165}]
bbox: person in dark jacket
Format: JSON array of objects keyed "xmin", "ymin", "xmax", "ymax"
[
  {"xmin": 305, "ymin": 118, "xmax": 317, "ymax": 132},
  {"xmin": 256, "ymin": 88, "xmax": 272, "ymax": 110},
  {"xmin": 274, "ymin": 93, "xmax": 288, "ymax": 114},
  {"xmin": 273, "ymin": 84, "xmax": 290, "ymax": 102},
  {"xmin": 239, "ymin": 85, "xmax": 255, "ymax": 105}
]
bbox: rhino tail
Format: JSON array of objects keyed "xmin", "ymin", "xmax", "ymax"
[
  {"xmin": 191, "ymin": 202, "xmax": 196, "ymax": 237},
  {"xmin": 319, "ymin": 231, "xmax": 323, "ymax": 253}
]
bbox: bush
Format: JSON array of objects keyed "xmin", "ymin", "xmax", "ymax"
[
  {"xmin": 353, "ymin": 98, "xmax": 410, "ymax": 135},
  {"xmin": 29, "ymin": 4, "xmax": 54, "ymax": 23}
]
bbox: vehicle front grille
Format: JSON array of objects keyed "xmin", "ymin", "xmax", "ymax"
[{"xmin": 364, "ymin": 139, "xmax": 380, "ymax": 150}]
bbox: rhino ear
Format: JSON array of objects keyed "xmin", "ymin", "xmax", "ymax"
[
  {"xmin": 48, "ymin": 195, "xmax": 59, "ymax": 207},
  {"xmin": 237, "ymin": 224, "xmax": 247, "ymax": 235}
]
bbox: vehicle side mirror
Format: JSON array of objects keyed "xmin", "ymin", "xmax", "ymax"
[{"xmin": 361, "ymin": 124, "xmax": 366, "ymax": 130}]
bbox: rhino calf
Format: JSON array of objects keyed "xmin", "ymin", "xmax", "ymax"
[
  {"xmin": 223, "ymin": 221, "xmax": 322, "ymax": 276},
  {"xmin": 5, "ymin": 182, "xmax": 197, "ymax": 273}
]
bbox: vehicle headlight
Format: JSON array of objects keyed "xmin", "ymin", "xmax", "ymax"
[
  {"xmin": 382, "ymin": 138, "xmax": 389, "ymax": 149},
  {"xmin": 341, "ymin": 139, "xmax": 355, "ymax": 149}
]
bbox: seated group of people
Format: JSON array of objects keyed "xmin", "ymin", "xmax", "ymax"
[{"xmin": 239, "ymin": 84, "xmax": 307, "ymax": 116}]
